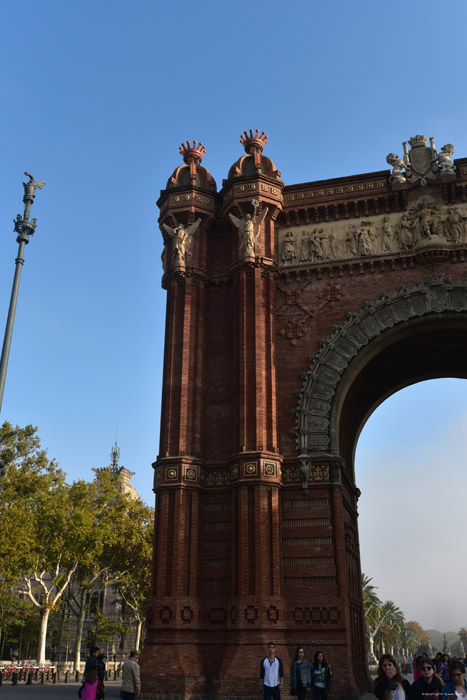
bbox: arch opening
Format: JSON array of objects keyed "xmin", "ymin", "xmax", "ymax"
[
  {"xmin": 335, "ymin": 315, "xmax": 467, "ymax": 476},
  {"xmin": 355, "ymin": 377, "xmax": 467, "ymax": 638}
]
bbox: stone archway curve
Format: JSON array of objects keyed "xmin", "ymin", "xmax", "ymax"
[{"xmin": 296, "ymin": 274, "xmax": 467, "ymax": 466}]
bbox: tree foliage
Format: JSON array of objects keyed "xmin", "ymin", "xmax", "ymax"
[
  {"xmin": 0, "ymin": 422, "xmax": 155, "ymax": 664},
  {"xmin": 109, "ymin": 497, "xmax": 154, "ymax": 649}
]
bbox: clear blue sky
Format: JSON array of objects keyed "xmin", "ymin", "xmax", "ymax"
[{"xmin": 1, "ymin": 0, "xmax": 466, "ymax": 630}]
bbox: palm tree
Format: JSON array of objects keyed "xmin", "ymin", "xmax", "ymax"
[
  {"xmin": 377, "ymin": 601, "xmax": 405, "ymax": 656},
  {"xmin": 362, "ymin": 574, "xmax": 383, "ymax": 662}
]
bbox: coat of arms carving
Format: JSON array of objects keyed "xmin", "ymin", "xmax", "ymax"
[{"xmin": 386, "ymin": 135, "xmax": 456, "ymax": 187}]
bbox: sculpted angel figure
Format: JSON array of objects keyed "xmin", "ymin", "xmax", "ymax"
[
  {"xmin": 229, "ymin": 199, "xmax": 268, "ymax": 258},
  {"xmin": 161, "ymin": 218, "xmax": 201, "ymax": 264}
]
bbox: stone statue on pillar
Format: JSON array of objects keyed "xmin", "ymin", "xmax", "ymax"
[
  {"xmin": 161, "ymin": 218, "xmax": 201, "ymax": 266},
  {"xmin": 229, "ymin": 199, "xmax": 268, "ymax": 259}
]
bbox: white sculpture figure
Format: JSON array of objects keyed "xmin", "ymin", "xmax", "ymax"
[
  {"xmin": 329, "ymin": 230, "xmax": 339, "ymax": 258},
  {"xmin": 161, "ymin": 218, "xmax": 201, "ymax": 265},
  {"xmin": 319, "ymin": 229, "xmax": 331, "ymax": 259},
  {"xmin": 381, "ymin": 216, "xmax": 394, "ymax": 251},
  {"xmin": 437, "ymin": 144, "xmax": 456, "ymax": 175},
  {"xmin": 386, "ymin": 153, "xmax": 407, "ymax": 183},
  {"xmin": 430, "ymin": 214, "xmax": 444, "ymax": 239},
  {"xmin": 300, "ymin": 231, "xmax": 310, "ymax": 262},
  {"xmin": 358, "ymin": 220, "xmax": 373, "ymax": 256},
  {"xmin": 418, "ymin": 202, "xmax": 432, "ymax": 239},
  {"xmin": 310, "ymin": 228, "xmax": 323, "ymax": 261},
  {"xmin": 398, "ymin": 215, "xmax": 415, "ymax": 250},
  {"xmin": 282, "ymin": 231, "xmax": 297, "ymax": 265},
  {"xmin": 346, "ymin": 224, "xmax": 358, "ymax": 257},
  {"xmin": 228, "ymin": 199, "xmax": 268, "ymax": 258},
  {"xmin": 447, "ymin": 208, "xmax": 464, "ymax": 243}
]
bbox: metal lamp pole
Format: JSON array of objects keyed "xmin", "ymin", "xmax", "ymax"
[{"xmin": 0, "ymin": 173, "xmax": 45, "ymax": 415}]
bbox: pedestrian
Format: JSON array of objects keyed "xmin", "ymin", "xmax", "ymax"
[
  {"xmin": 84, "ymin": 647, "xmax": 100, "ymax": 678},
  {"xmin": 289, "ymin": 646, "xmax": 312, "ymax": 700},
  {"xmin": 441, "ymin": 661, "xmax": 467, "ymax": 700},
  {"xmin": 373, "ymin": 654, "xmax": 410, "ymax": 700},
  {"xmin": 96, "ymin": 653, "xmax": 106, "ymax": 691},
  {"xmin": 442, "ymin": 656, "xmax": 452, "ymax": 684},
  {"xmin": 435, "ymin": 653, "xmax": 444, "ymax": 676},
  {"xmin": 121, "ymin": 649, "xmax": 141, "ymax": 700},
  {"xmin": 79, "ymin": 669, "xmax": 104, "ymax": 700},
  {"xmin": 260, "ymin": 642, "xmax": 284, "ymax": 700},
  {"xmin": 311, "ymin": 651, "xmax": 331, "ymax": 700},
  {"xmin": 410, "ymin": 658, "xmax": 444, "ymax": 700}
]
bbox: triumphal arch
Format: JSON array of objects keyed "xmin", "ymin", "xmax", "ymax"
[{"xmin": 141, "ymin": 132, "xmax": 467, "ymax": 699}]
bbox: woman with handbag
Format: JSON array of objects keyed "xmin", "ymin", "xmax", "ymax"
[{"xmin": 289, "ymin": 647, "xmax": 312, "ymax": 700}]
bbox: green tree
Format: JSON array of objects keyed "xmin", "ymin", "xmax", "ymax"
[
  {"xmin": 376, "ymin": 601, "xmax": 405, "ymax": 655},
  {"xmin": 0, "ymin": 589, "xmax": 40, "ymax": 660},
  {"xmin": 86, "ymin": 610, "xmax": 126, "ymax": 646},
  {"xmin": 406, "ymin": 620, "xmax": 431, "ymax": 653},
  {"xmin": 109, "ymin": 498, "xmax": 154, "ymax": 649},
  {"xmin": 0, "ymin": 423, "xmax": 107, "ymax": 664},
  {"xmin": 67, "ymin": 469, "xmax": 139, "ymax": 672},
  {"xmin": 362, "ymin": 574, "xmax": 384, "ymax": 660}
]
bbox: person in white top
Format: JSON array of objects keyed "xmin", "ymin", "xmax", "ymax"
[{"xmin": 259, "ymin": 642, "xmax": 284, "ymax": 700}]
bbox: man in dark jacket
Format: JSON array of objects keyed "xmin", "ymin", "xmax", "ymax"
[{"xmin": 84, "ymin": 646, "xmax": 100, "ymax": 678}]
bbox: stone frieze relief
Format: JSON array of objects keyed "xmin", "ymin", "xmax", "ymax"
[{"xmin": 278, "ymin": 199, "xmax": 467, "ymax": 267}]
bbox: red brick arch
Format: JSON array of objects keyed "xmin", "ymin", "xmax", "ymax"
[{"xmin": 297, "ymin": 275, "xmax": 467, "ymax": 470}]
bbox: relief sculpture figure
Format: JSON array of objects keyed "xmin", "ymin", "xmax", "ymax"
[
  {"xmin": 329, "ymin": 231, "xmax": 339, "ymax": 258},
  {"xmin": 430, "ymin": 214, "xmax": 444, "ymax": 239},
  {"xmin": 319, "ymin": 229, "xmax": 331, "ymax": 259},
  {"xmin": 346, "ymin": 224, "xmax": 358, "ymax": 257},
  {"xmin": 381, "ymin": 216, "xmax": 394, "ymax": 251},
  {"xmin": 300, "ymin": 231, "xmax": 310, "ymax": 262},
  {"xmin": 417, "ymin": 202, "xmax": 432, "ymax": 239},
  {"xmin": 398, "ymin": 215, "xmax": 415, "ymax": 250},
  {"xmin": 358, "ymin": 220, "xmax": 374, "ymax": 256},
  {"xmin": 309, "ymin": 229, "xmax": 322, "ymax": 261},
  {"xmin": 447, "ymin": 208, "xmax": 464, "ymax": 243},
  {"xmin": 282, "ymin": 231, "xmax": 297, "ymax": 265}
]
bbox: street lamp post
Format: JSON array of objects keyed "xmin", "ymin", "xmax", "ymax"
[{"xmin": 0, "ymin": 173, "xmax": 45, "ymax": 414}]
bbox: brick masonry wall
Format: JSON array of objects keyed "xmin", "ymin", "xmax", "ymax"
[{"xmin": 145, "ymin": 152, "xmax": 467, "ymax": 699}]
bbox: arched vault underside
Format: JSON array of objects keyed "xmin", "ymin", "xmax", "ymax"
[{"xmin": 297, "ymin": 275, "xmax": 467, "ymax": 481}]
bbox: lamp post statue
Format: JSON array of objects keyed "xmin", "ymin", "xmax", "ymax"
[{"xmin": 0, "ymin": 173, "xmax": 45, "ymax": 414}]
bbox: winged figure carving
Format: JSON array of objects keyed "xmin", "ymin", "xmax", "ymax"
[{"xmin": 161, "ymin": 218, "xmax": 201, "ymax": 264}]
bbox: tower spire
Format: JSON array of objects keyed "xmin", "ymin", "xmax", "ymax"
[{"xmin": 110, "ymin": 439, "xmax": 120, "ymax": 472}]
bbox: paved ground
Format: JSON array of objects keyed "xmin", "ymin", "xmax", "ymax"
[
  {"xmin": 0, "ymin": 679, "xmax": 122, "ymax": 699},
  {"xmin": 0, "ymin": 674, "xmax": 416, "ymax": 699}
]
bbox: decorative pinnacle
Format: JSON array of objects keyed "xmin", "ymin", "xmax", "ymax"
[
  {"xmin": 110, "ymin": 440, "xmax": 120, "ymax": 470},
  {"xmin": 13, "ymin": 172, "xmax": 45, "ymax": 244},
  {"xmin": 240, "ymin": 129, "xmax": 268, "ymax": 154},
  {"xmin": 179, "ymin": 140, "xmax": 206, "ymax": 165}
]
